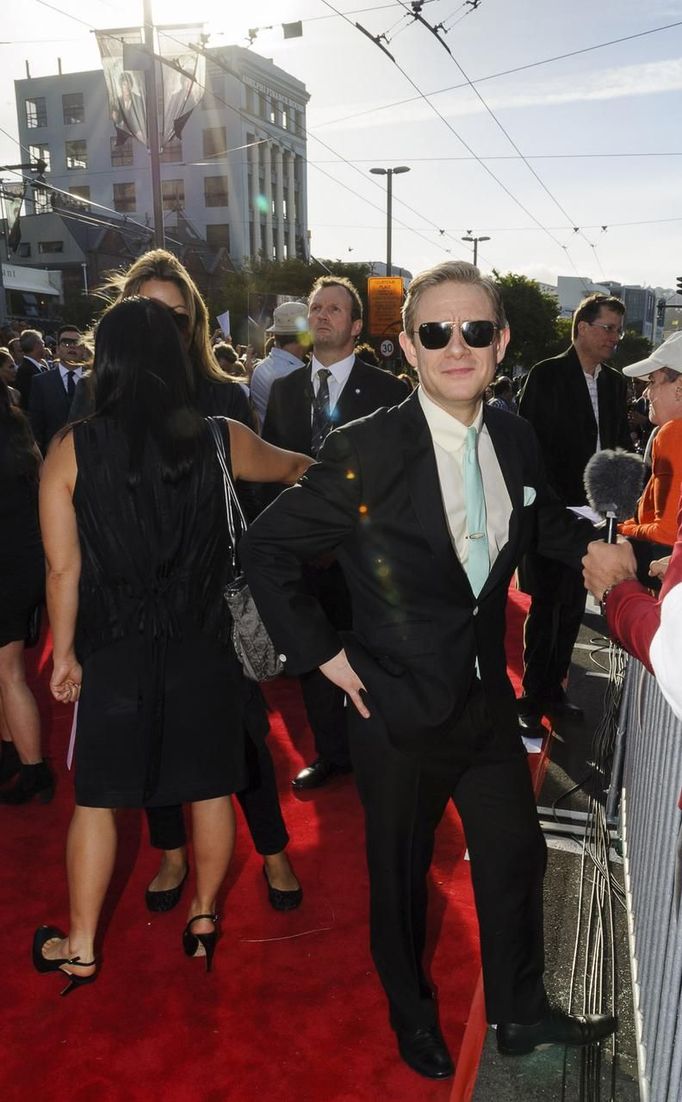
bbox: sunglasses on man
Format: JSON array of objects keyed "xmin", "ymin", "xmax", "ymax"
[{"xmin": 417, "ymin": 320, "xmax": 501, "ymax": 350}]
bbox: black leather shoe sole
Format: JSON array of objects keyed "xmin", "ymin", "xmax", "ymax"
[
  {"xmin": 396, "ymin": 1026, "xmax": 454, "ymax": 1079},
  {"xmin": 145, "ymin": 867, "xmax": 189, "ymax": 913},
  {"xmin": 497, "ymin": 1010, "xmax": 617, "ymax": 1056}
]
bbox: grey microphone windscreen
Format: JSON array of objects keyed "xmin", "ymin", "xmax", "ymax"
[{"xmin": 584, "ymin": 448, "xmax": 645, "ymax": 520}]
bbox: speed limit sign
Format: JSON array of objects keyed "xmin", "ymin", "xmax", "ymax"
[{"xmin": 380, "ymin": 339, "xmax": 394, "ymax": 358}]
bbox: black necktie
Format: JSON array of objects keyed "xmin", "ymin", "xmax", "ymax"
[
  {"xmin": 66, "ymin": 371, "xmax": 76, "ymax": 400},
  {"xmin": 310, "ymin": 368, "xmax": 332, "ymax": 456}
]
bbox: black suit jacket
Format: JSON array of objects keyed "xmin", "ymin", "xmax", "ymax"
[
  {"xmin": 15, "ymin": 357, "xmax": 45, "ymax": 411},
  {"xmin": 28, "ymin": 368, "xmax": 74, "ymax": 453},
  {"xmin": 518, "ymin": 345, "xmax": 632, "ymax": 506},
  {"xmin": 261, "ymin": 357, "xmax": 409, "ymax": 454},
  {"xmin": 242, "ymin": 392, "xmax": 595, "ymax": 751}
]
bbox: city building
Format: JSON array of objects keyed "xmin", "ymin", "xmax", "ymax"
[
  {"xmin": 557, "ymin": 276, "xmax": 658, "ymax": 341},
  {"xmin": 8, "ymin": 43, "xmax": 309, "ymax": 306}
]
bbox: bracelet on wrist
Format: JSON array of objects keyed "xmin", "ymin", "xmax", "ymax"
[{"xmin": 600, "ymin": 580, "xmax": 626, "ymax": 615}]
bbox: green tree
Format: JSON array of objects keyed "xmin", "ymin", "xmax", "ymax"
[
  {"xmin": 493, "ymin": 271, "xmax": 561, "ymax": 373},
  {"xmin": 611, "ymin": 330, "xmax": 652, "ymax": 372},
  {"xmin": 206, "ymin": 258, "xmax": 371, "ymax": 347}
]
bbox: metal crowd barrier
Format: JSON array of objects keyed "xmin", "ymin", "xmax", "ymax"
[{"xmin": 612, "ymin": 657, "xmax": 682, "ymax": 1102}]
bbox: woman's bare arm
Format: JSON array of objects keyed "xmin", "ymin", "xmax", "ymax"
[
  {"xmin": 228, "ymin": 419, "xmax": 313, "ymax": 485},
  {"xmin": 39, "ymin": 432, "xmax": 82, "ymax": 701}
]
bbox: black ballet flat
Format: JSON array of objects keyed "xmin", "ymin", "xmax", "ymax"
[
  {"xmin": 32, "ymin": 925, "xmax": 97, "ymax": 997},
  {"xmin": 262, "ymin": 865, "xmax": 303, "ymax": 912},
  {"xmin": 145, "ymin": 866, "xmax": 189, "ymax": 913},
  {"xmin": 182, "ymin": 914, "xmax": 218, "ymax": 973}
]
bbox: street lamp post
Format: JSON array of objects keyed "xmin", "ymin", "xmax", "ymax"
[
  {"xmin": 461, "ymin": 233, "xmax": 490, "ymax": 267},
  {"xmin": 370, "ymin": 165, "xmax": 410, "ymax": 277}
]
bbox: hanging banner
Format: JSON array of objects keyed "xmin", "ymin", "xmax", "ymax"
[
  {"xmin": 95, "ymin": 29, "xmax": 148, "ymax": 147},
  {"xmin": 4, "ymin": 183, "xmax": 26, "ymax": 253},
  {"xmin": 157, "ymin": 25, "xmax": 206, "ymax": 148}
]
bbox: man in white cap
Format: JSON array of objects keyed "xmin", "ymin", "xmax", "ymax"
[
  {"xmin": 250, "ymin": 301, "xmax": 309, "ymax": 429},
  {"xmin": 583, "ymin": 331, "xmax": 682, "ymax": 722}
]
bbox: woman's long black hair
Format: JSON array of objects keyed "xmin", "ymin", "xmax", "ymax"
[
  {"xmin": 91, "ymin": 297, "xmax": 203, "ymax": 484},
  {"xmin": 0, "ymin": 376, "xmax": 39, "ymax": 479}
]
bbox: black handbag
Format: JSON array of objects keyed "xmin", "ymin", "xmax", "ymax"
[{"xmin": 208, "ymin": 419, "xmax": 284, "ymax": 682}]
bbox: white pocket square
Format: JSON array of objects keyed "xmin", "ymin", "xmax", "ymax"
[{"xmin": 523, "ymin": 486, "xmax": 536, "ymax": 506}]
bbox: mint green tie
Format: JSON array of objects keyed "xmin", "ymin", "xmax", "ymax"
[{"xmin": 463, "ymin": 425, "xmax": 490, "ymax": 595}]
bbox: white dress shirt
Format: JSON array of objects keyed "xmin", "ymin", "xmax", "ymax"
[
  {"xmin": 59, "ymin": 363, "xmax": 84, "ymax": 393},
  {"xmin": 418, "ymin": 387, "xmax": 512, "ymax": 574},
  {"xmin": 583, "ymin": 363, "xmax": 602, "ymax": 452},
  {"xmin": 310, "ymin": 352, "xmax": 355, "ymax": 414}
]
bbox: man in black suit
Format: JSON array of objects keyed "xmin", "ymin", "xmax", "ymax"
[
  {"xmin": 28, "ymin": 325, "xmax": 87, "ymax": 453},
  {"xmin": 517, "ymin": 294, "xmax": 632, "ymax": 729},
  {"xmin": 242, "ymin": 261, "xmax": 615, "ymax": 1078},
  {"xmin": 261, "ymin": 275, "xmax": 408, "ymax": 791},
  {"xmin": 14, "ymin": 329, "xmax": 48, "ymax": 409}
]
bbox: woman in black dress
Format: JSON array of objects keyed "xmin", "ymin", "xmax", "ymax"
[
  {"xmin": 34, "ymin": 298, "xmax": 311, "ymax": 992},
  {"xmin": 0, "ymin": 378, "xmax": 52, "ymax": 802},
  {"xmin": 72, "ymin": 250, "xmax": 301, "ymax": 913}
]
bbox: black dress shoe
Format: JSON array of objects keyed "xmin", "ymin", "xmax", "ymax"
[
  {"xmin": 542, "ymin": 693, "xmax": 584, "ymax": 721},
  {"xmin": 145, "ymin": 866, "xmax": 189, "ymax": 913},
  {"xmin": 497, "ymin": 1007, "xmax": 617, "ymax": 1056},
  {"xmin": 262, "ymin": 865, "xmax": 303, "ymax": 911},
  {"xmin": 396, "ymin": 1025, "xmax": 454, "ymax": 1079},
  {"xmin": 291, "ymin": 757, "xmax": 352, "ymax": 791}
]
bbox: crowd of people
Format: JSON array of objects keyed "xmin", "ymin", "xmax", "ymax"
[{"xmin": 2, "ymin": 251, "xmax": 681, "ymax": 1081}]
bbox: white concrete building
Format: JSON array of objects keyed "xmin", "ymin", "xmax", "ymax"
[{"xmin": 12, "ymin": 44, "xmax": 309, "ymax": 270}]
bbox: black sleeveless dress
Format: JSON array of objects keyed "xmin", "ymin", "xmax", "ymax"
[{"xmin": 72, "ymin": 417, "xmax": 248, "ymax": 808}]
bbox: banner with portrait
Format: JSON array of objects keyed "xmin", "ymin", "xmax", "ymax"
[
  {"xmin": 4, "ymin": 182, "xmax": 26, "ymax": 253},
  {"xmin": 157, "ymin": 25, "xmax": 205, "ymax": 148},
  {"xmin": 95, "ymin": 29, "xmax": 148, "ymax": 147}
]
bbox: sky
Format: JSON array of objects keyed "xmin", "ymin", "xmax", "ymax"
[{"xmin": 1, "ymin": 0, "xmax": 681, "ymax": 290}]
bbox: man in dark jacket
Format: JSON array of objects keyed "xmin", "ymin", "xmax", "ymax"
[
  {"xmin": 262, "ymin": 276, "xmax": 408, "ymax": 791},
  {"xmin": 242, "ymin": 262, "xmax": 615, "ymax": 1078},
  {"xmin": 517, "ymin": 293, "xmax": 632, "ymax": 727}
]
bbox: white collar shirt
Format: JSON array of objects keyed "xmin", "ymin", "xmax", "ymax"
[
  {"xmin": 310, "ymin": 352, "xmax": 355, "ymax": 414},
  {"xmin": 418, "ymin": 386, "xmax": 511, "ymax": 573},
  {"xmin": 58, "ymin": 363, "xmax": 84, "ymax": 393},
  {"xmin": 582, "ymin": 362, "xmax": 602, "ymax": 452}
]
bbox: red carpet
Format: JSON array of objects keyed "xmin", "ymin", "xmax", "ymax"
[{"xmin": 1, "ymin": 592, "xmax": 536, "ymax": 1102}]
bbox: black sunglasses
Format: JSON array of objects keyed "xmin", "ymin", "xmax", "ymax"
[
  {"xmin": 59, "ymin": 336, "xmax": 82, "ymax": 347},
  {"xmin": 417, "ymin": 320, "xmax": 500, "ymax": 350}
]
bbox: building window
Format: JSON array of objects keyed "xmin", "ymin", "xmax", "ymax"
[
  {"xmin": 29, "ymin": 144, "xmax": 51, "ymax": 173},
  {"xmin": 25, "ymin": 97, "xmax": 47, "ymax": 128},
  {"xmin": 17, "ymin": 243, "xmax": 31, "ymax": 258},
  {"xmin": 38, "ymin": 240, "xmax": 64, "ymax": 253},
  {"xmin": 113, "ymin": 182, "xmax": 136, "ymax": 213},
  {"xmin": 282, "ymin": 106, "xmax": 290, "ymax": 131},
  {"xmin": 206, "ymin": 223, "xmax": 230, "ymax": 251},
  {"xmin": 62, "ymin": 92, "xmax": 85, "ymax": 124},
  {"xmin": 203, "ymin": 127, "xmax": 227, "ymax": 160},
  {"xmin": 206, "ymin": 65, "xmax": 223, "ymax": 104},
  {"xmin": 204, "ymin": 176, "xmax": 229, "ymax": 207},
  {"xmin": 160, "ymin": 137, "xmax": 182, "ymax": 164},
  {"xmin": 162, "ymin": 179, "xmax": 184, "ymax": 210},
  {"xmin": 65, "ymin": 139, "xmax": 88, "ymax": 170},
  {"xmin": 245, "ymin": 86, "xmax": 255, "ymax": 114},
  {"xmin": 69, "ymin": 185, "xmax": 91, "ymax": 210},
  {"xmin": 111, "ymin": 136, "xmax": 133, "ymax": 167}
]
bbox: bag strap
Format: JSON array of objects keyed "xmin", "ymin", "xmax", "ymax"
[{"xmin": 207, "ymin": 417, "xmax": 247, "ymax": 573}]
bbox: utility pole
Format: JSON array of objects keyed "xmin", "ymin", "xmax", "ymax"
[
  {"xmin": 142, "ymin": 0, "xmax": 165, "ymax": 247},
  {"xmin": 370, "ymin": 165, "xmax": 410, "ymax": 277},
  {"xmin": 461, "ymin": 233, "xmax": 490, "ymax": 267}
]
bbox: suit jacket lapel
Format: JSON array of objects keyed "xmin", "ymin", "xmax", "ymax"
[
  {"xmin": 333, "ymin": 359, "xmax": 366, "ymax": 426},
  {"xmin": 479, "ymin": 406, "xmax": 525, "ymax": 594}
]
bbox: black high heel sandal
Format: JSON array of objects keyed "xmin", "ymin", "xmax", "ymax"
[
  {"xmin": 32, "ymin": 925, "xmax": 97, "ymax": 996},
  {"xmin": 182, "ymin": 914, "xmax": 218, "ymax": 973}
]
